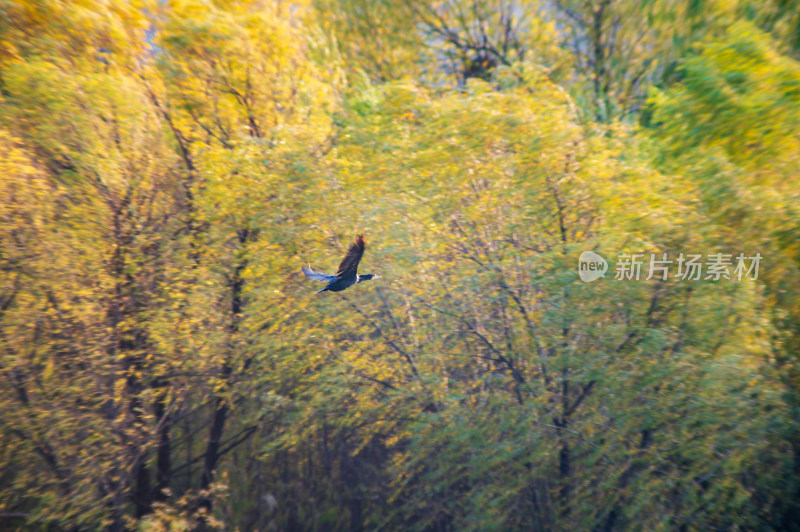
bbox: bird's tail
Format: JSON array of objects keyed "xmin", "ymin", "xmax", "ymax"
[{"xmin": 315, "ymin": 286, "xmax": 329, "ymax": 294}]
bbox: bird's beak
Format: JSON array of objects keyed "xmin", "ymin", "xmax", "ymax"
[{"xmin": 374, "ymin": 275, "xmax": 382, "ymax": 279}]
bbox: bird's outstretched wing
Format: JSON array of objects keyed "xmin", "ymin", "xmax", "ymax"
[
  {"xmin": 337, "ymin": 234, "xmax": 366, "ymax": 277},
  {"xmin": 302, "ymin": 264, "xmax": 337, "ymax": 282}
]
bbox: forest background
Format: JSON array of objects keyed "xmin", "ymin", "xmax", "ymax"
[{"xmin": 1, "ymin": 0, "xmax": 800, "ymax": 530}]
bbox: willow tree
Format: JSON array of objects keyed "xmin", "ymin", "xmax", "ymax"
[
  {"xmin": 234, "ymin": 74, "xmax": 787, "ymax": 530},
  {"xmin": 648, "ymin": 22, "xmax": 800, "ymax": 526}
]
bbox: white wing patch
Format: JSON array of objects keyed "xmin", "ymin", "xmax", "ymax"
[{"xmin": 302, "ymin": 264, "xmax": 337, "ymax": 282}]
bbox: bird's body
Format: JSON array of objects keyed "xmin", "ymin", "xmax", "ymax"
[{"xmin": 302, "ymin": 235, "xmax": 380, "ymax": 293}]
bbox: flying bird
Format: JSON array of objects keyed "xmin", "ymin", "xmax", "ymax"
[{"xmin": 302, "ymin": 234, "xmax": 381, "ymax": 293}]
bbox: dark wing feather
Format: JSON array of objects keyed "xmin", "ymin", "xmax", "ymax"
[
  {"xmin": 302, "ymin": 264, "xmax": 337, "ymax": 282},
  {"xmin": 336, "ymin": 234, "xmax": 366, "ymax": 277}
]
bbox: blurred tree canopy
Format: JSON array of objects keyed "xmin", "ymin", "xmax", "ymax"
[{"xmin": 1, "ymin": 0, "xmax": 799, "ymax": 530}]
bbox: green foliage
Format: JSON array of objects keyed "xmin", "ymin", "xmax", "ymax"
[{"xmin": 648, "ymin": 21, "xmax": 800, "ymax": 369}]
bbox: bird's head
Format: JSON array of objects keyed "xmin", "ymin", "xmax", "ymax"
[{"xmin": 358, "ymin": 273, "xmax": 381, "ymax": 282}]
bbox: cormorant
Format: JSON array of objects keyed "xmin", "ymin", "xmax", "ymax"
[{"xmin": 302, "ymin": 234, "xmax": 381, "ymax": 293}]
